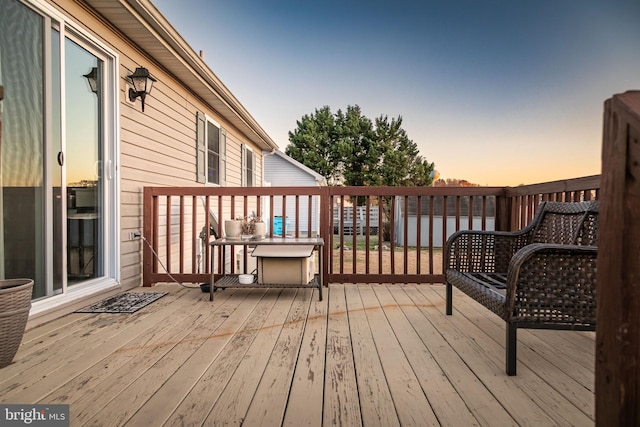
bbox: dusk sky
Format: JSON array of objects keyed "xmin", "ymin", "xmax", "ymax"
[{"xmin": 152, "ymin": 0, "xmax": 640, "ymax": 186}]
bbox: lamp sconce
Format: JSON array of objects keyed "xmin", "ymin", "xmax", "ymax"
[
  {"xmin": 83, "ymin": 67, "xmax": 98, "ymax": 94},
  {"xmin": 127, "ymin": 66, "xmax": 156, "ymax": 112}
]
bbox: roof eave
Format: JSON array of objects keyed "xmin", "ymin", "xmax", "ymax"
[{"xmin": 84, "ymin": 0, "xmax": 278, "ymax": 150}]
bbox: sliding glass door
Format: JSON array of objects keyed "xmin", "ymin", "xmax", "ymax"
[{"xmin": 0, "ymin": 0, "xmax": 117, "ymax": 301}]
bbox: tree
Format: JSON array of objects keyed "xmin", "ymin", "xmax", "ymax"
[
  {"xmin": 286, "ymin": 105, "xmax": 435, "ymax": 187},
  {"xmin": 287, "ymin": 105, "xmax": 435, "ymax": 241},
  {"xmin": 433, "ymin": 178, "xmax": 480, "ymax": 187},
  {"xmin": 285, "ymin": 106, "xmax": 341, "ymax": 185},
  {"xmin": 374, "ymin": 114, "xmax": 433, "ymax": 187}
]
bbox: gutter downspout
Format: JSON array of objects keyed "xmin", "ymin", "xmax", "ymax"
[{"xmin": 262, "ymin": 149, "xmax": 277, "ymax": 186}]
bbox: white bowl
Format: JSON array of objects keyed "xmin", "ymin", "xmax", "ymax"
[{"xmin": 238, "ymin": 274, "xmax": 254, "ymax": 284}]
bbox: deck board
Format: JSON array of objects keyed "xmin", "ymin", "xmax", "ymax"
[
  {"xmin": 324, "ymin": 284, "xmax": 362, "ymax": 426},
  {"xmin": 418, "ymin": 285, "xmax": 594, "ymax": 426},
  {"xmin": 203, "ymin": 288, "xmax": 300, "ymax": 425},
  {"xmin": 412, "ymin": 286, "xmax": 560, "ymax": 426},
  {"xmin": 282, "ymin": 289, "xmax": 328, "ymax": 427},
  {"xmin": 119, "ymin": 288, "xmax": 248, "ymax": 426},
  {"xmin": 435, "ymin": 285, "xmax": 595, "ymax": 418},
  {"xmin": 123, "ymin": 289, "xmax": 274, "ymax": 427},
  {"xmin": 373, "ymin": 284, "xmax": 479, "ymax": 426},
  {"xmin": 344, "ymin": 285, "xmax": 400, "ymax": 427},
  {"xmin": 87, "ymin": 292, "xmax": 259, "ymax": 425},
  {"xmin": 0, "ymin": 283, "xmax": 595, "ymax": 426},
  {"xmin": 240, "ymin": 288, "xmax": 312, "ymax": 426},
  {"xmin": 357, "ymin": 285, "xmax": 439, "ymax": 426},
  {"xmin": 2, "ymin": 287, "xmax": 193, "ymax": 403},
  {"xmin": 391, "ymin": 285, "xmax": 517, "ymax": 427},
  {"xmin": 40, "ymin": 287, "xmax": 224, "ymax": 407}
]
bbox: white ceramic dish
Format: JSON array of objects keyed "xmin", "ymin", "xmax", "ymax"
[{"xmin": 238, "ymin": 274, "xmax": 254, "ymax": 284}]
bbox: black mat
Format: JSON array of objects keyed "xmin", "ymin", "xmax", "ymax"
[{"xmin": 76, "ymin": 292, "xmax": 168, "ymax": 313}]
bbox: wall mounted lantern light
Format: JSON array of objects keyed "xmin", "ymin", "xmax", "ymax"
[
  {"xmin": 127, "ymin": 66, "xmax": 156, "ymax": 112},
  {"xmin": 83, "ymin": 67, "xmax": 98, "ymax": 94}
]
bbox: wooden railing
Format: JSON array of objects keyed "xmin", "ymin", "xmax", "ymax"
[
  {"xmin": 142, "ymin": 186, "xmax": 327, "ymax": 286},
  {"xmin": 142, "ymin": 176, "xmax": 600, "ymax": 287},
  {"xmin": 328, "ymin": 186, "xmax": 504, "ymax": 284},
  {"xmin": 502, "ymin": 175, "xmax": 600, "ymax": 230}
]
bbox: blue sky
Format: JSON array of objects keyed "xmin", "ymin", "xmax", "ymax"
[{"xmin": 153, "ymin": 0, "xmax": 640, "ymax": 186}]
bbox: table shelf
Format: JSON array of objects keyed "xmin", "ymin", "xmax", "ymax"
[{"xmin": 213, "ymin": 274, "xmax": 321, "ymax": 291}]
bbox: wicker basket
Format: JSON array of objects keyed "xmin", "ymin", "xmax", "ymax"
[{"xmin": 0, "ymin": 279, "xmax": 34, "ymax": 368}]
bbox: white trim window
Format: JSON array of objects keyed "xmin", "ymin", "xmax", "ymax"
[
  {"xmin": 241, "ymin": 144, "xmax": 256, "ymax": 187},
  {"xmin": 196, "ymin": 113, "xmax": 226, "ymax": 185}
]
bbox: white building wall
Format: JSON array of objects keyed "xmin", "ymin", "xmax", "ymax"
[
  {"xmin": 263, "ymin": 154, "xmax": 321, "ymax": 236},
  {"xmin": 395, "ymin": 215, "xmax": 496, "ymax": 247}
]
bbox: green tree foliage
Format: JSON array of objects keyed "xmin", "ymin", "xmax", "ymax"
[
  {"xmin": 284, "ymin": 106, "xmax": 341, "ymax": 184},
  {"xmin": 286, "ymin": 105, "xmax": 435, "ymax": 187}
]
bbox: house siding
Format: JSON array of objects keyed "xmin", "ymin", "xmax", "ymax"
[
  {"xmin": 264, "ymin": 153, "xmax": 322, "ymax": 235},
  {"xmin": 264, "ymin": 154, "xmax": 318, "ymax": 186}
]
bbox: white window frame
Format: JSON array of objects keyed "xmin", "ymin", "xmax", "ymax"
[
  {"xmin": 241, "ymin": 144, "xmax": 256, "ymax": 187},
  {"xmin": 201, "ymin": 115, "xmax": 226, "ymax": 186}
]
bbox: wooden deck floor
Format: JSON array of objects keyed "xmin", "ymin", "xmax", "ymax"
[{"xmin": 1, "ymin": 284, "xmax": 595, "ymax": 426}]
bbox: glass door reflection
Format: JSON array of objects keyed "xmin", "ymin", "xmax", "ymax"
[
  {"xmin": 0, "ymin": 2, "xmax": 46, "ymax": 296},
  {"xmin": 65, "ymin": 39, "xmax": 103, "ymax": 284}
]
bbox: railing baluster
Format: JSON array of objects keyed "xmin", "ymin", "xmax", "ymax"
[
  {"xmin": 455, "ymin": 196, "xmax": 461, "ymax": 232},
  {"xmin": 339, "ymin": 195, "xmax": 345, "ymax": 275},
  {"xmin": 365, "ymin": 196, "xmax": 371, "ymax": 274},
  {"xmin": 307, "ymin": 195, "xmax": 313, "ymax": 238},
  {"xmin": 166, "ymin": 196, "xmax": 171, "ymax": 275},
  {"xmin": 403, "ymin": 196, "xmax": 409, "ymax": 276},
  {"xmin": 377, "ymin": 195, "xmax": 383, "ymax": 276},
  {"xmin": 352, "ymin": 196, "xmax": 357, "ymax": 278},
  {"xmin": 179, "ymin": 196, "xmax": 185, "ymax": 274},
  {"xmin": 216, "ymin": 196, "xmax": 222, "ymax": 274},
  {"xmin": 428, "ymin": 195, "xmax": 434, "ymax": 275},
  {"xmin": 481, "ymin": 196, "xmax": 487, "ymax": 230},
  {"xmin": 294, "ymin": 195, "xmax": 300, "ymax": 238},
  {"xmin": 390, "ymin": 195, "xmax": 396, "ymax": 275},
  {"xmin": 191, "ymin": 196, "xmax": 197, "ymax": 273},
  {"xmin": 442, "ymin": 195, "xmax": 448, "ymax": 252},
  {"xmin": 269, "ymin": 196, "xmax": 274, "ymax": 237},
  {"xmin": 468, "ymin": 195, "xmax": 474, "ymax": 231}
]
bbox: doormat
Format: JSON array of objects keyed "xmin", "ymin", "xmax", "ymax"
[{"xmin": 76, "ymin": 292, "xmax": 168, "ymax": 313}]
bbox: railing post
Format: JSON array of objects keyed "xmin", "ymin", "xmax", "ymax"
[
  {"xmin": 495, "ymin": 192, "xmax": 512, "ymax": 232},
  {"xmin": 320, "ymin": 187, "xmax": 331, "ymax": 288},
  {"xmin": 596, "ymin": 90, "xmax": 640, "ymax": 427}
]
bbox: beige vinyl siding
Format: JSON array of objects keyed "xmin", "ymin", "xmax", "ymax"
[
  {"xmin": 47, "ymin": 0, "xmax": 266, "ymax": 290},
  {"xmin": 224, "ymin": 132, "xmax": 243, "ymax": 186}
]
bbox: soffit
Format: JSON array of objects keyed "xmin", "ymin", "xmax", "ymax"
[{"xmin": 83, "ymin": 0, "xmax": 278, "ymax": 150}]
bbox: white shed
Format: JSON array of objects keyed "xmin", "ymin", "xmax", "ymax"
[
  {"xmin": 395, "ymin": 195, "xmax": 496, "ymax": 247},
  {"xmin": 263, "ymin": 150, "xmax": 326, "ymax": 236}
]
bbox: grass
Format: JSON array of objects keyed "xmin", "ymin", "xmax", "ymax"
[{"xmin": 331, "ymin": 234, "xmax": 443, "ymax": 253}]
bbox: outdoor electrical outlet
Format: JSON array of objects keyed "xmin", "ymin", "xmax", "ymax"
[{"xmin": 129, "ymin": 231, "xmax": 141, "ymax": 240}]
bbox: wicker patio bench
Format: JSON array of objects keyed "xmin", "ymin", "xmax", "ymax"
[{"xmin": 445, "ymin": 200, "xmax": 599, "ymax": 375}]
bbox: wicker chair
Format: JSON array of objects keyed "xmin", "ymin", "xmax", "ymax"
[{"xmin": 445, "ymin": 200, "xmax": 598, "ymax": 375}]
